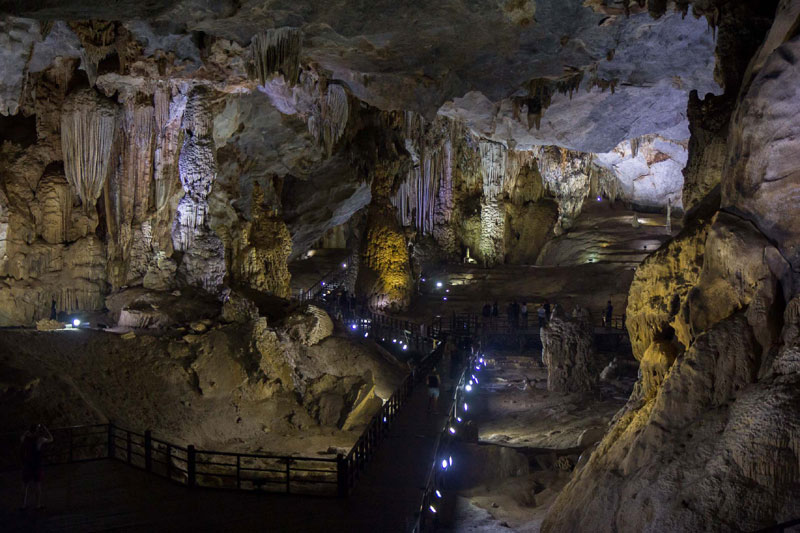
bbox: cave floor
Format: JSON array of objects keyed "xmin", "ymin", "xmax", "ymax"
[
  {"xmin": 0, "ymin": 355, "xmax": 461, "ymax": 533},
  {"xmin": 440, "ymin": 352, "xmax": 633, "ymax": 532}
]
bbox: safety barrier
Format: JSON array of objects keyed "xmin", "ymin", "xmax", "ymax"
[
  {"xmin": 410, "ymin": 353, "xmax": 481, "ymax": 532},
  {"xmin": 3, "ymin": 344, "xmax": 446, "ymax": 498}
]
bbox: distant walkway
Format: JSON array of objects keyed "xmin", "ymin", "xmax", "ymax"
[{"xmin": 1, "ymin": 360, "xmax": 460, "ymax": 533}]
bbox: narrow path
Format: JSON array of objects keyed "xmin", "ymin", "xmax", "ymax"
[{"xmin": 0, "ymin": 359, "xmax": 460, "ymax": 533}]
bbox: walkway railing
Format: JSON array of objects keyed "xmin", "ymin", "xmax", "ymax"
[
  {"xmin": 2, "ymin": 343, "xmax": 446, "ymax": 499},
  {"xmin": 411, "ymin": 353, "xmax": 482, "ymax": 532}
]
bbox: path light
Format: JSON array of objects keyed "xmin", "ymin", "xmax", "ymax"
[
  {"xmin": 436, "ymin": 281, "xmax": 443, "ymax": 288},
  {"xmin": 456, "ymin": 416, "xmax": 462, "ymax": 423},
  {"xmin": 364, "ymin": 332, "xmax": 369, "ymax": 338},
  {"xmin": 351, "ymin": 324, "xmax": 357, "ymax": 330},
  {"xmin": 429, "ymin": 505, "xmax": 437, "ymax": 514},
  {"xmin": 449, "ymin": 456, "xmax": 453, "ymax": 467},
  {"xmin": 342, "ymin": 262, "xmax": 347, "ymax": 269},
  {"xmin": 465, "ymin": 384, "xmax": 472, "ymax": 392},
  {"xmin": 421, "ymin": 278, "xmax": 426, "ymax": 282},
  {"xmin": 463, "ymin": 402, "xmax": 468, "ymax": 412},
  {"xmin": 597, "ymin": 196, "xmax": 602, "ymax": 202},
  {"xmin": 449, "ymin": 426, "xmax": 456, "ymax": 434},
  {"xmin": 73, "ymin": 318, "xmax": 81, "ymax": 327},
  {"xmin": 403, "ymin": 344, "xmax": 408, "ymax": 351},
  {"xmin": 441, "ymin": 459, "xmax": 448, "ymax": 470},
  {"xmin": 473, "ymin": 376, "xmax": 479, "ymax": 384},
  {"xmin": 435, "ymin": 490, "xmax": 442, "ymax": 498},
  {"xmin": 442, "ymin": 297, "xmax": 447, "ymax": 301},
  {"xmin": 383, "ymin": 416, "xmax": 387, "ymax": 422},
  {"xmin": 393, "ymin": 339, "xmax": 397, "ymax": 343}
]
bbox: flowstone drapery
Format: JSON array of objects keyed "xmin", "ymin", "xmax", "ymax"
[
  {"xmin": 60, "ymin": 89, "xmax": 117, "ymax": 211},
  {"xmin": 250, "ymin": 27, "xmax": 303, "ymax": 86}
]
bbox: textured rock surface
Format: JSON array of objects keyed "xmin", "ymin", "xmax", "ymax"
[
  {"xmin": 541, "ymin": 307, "xmax": 597, "ymax": 393},
  {"xmin": 0, "ymin": 314, "xmax": 406, "ymax": 452},
  {"xmin": 723, "ymin": 34, "xmax": 800, "ymax": 272}
]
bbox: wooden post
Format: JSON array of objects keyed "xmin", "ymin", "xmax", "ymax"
[
  {"xmin": 144, "ymin": 430, "xmax": 152, "ymax": 471},
  {"xmin": 285, "ymin": 460, "xmax": 291, "ymax": 493},
  {"xmin": 337, "ymin": 453, "xmax": 348, "ymax": 497},
  {"xmin": 107, "ymin": 422, "xmax": 115, "ymax": 459},
  {"xmin": 187, "ymin": 445, "xmax": 196, "ymax": 487}
]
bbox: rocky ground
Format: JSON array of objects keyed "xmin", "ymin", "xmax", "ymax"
[{"xmin": 0, "ymin": 301, "xmax": 407, "ymax": 465}]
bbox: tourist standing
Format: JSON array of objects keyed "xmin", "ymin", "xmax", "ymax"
[
  {"xmin": 604, "ymin": 300, "xmax": 614, "ymax": 328},
  {"xmin": 537, "ymin": 303, "xmax": 547, "ymax": 328},
  {"xmin": 21, "ymin": 424, "xmax": 53, "ymax": 510}
]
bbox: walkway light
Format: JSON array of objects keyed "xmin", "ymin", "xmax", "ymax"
[
  {"xmin": 441, "ymin": 459, "xmax": 448, "ymax": 470},
  {"xmin": 73, "ymin": 319, "xmax": 81, "ymax": 327},
  {"xmin": 364, "ymin": 332, "xmax": 369, "ymax": 338},
  {"xmin": 436, "ymin": 281, "xmax": 443, "ymax": 288},
  {"xmin": 383, "ymin": 416, "xmax": 387, "ymax": 422},
  {"xmin": 465, "ymin": 384, "xmax": 472, "ymax": 392},
  {"xmin": 456, "ymin": 416, "xmax": 462, "ymax": 423},
  {"xmin": 402, "ymin": 344, "xmax": 408, "ymax": 351},
  {"xmin": 448, "ymin": 427, "xmax": 456, "ymax": 434},
  {"xmin": 435, "ymin": 490, "xmax": 442, "ymax": 498},
  {"xmin": 393, "ymin": 339, "xmax": 397, "ymax": 343},
  {"xmin": 449, "ymin": 456, "xmax": 453, "ymax": 467},
  {"xmin": 463, "ymin": 402, "xmax": 468, "ymax": 411},
  {"xmin": 442, "ymin": 297, "xmax": 447, "ymax": 301},
  {"xmin": 429, "ymin": 505, "xmax": 437, "ymax": 514},
  {"xmin": 351, "ymin": 324, "xmax": 357, "ymax": 330},
  {"xmin": 342, "ymin": 262, "xmax": 347, "ymax": 268}
]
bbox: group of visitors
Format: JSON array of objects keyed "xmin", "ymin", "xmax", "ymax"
[{"xmin": 479, "ymin": 299, "xmax": 553, "ymax": 330}]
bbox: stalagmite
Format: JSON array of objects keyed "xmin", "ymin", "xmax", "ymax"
[
  {"xmin": 60, "ymin": 89, "xmax": 117, "ymax": 211},
  {"xmin": 250, "ymin": 27, "xmax": 303, "ymax": 86},
  {"xmin": 478, "ymin": 141, "xmax": 508, "ymax": 267},
  {"xmin": 666, "ymin": 198, "xmax": 672, "ymax": 233},
  {"xmin": 34, "ymin": 169, "xmax": 71, "ymax": 244}
]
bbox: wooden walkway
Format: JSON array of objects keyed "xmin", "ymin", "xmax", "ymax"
[{"xmin": 0, "ymin": 359, "xmax": 459, "ymax": 533}]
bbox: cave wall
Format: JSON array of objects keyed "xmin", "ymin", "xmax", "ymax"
[{"xmin": 543, "ymin": 3, "xmax": 800, "ymax": 531}]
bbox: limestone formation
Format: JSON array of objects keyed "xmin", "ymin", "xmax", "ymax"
[{"xmin": 541, "ymin": 307, "xmax": 597, "ymax": 393}]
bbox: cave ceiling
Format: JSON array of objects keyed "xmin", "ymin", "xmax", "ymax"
[{"xmin": 3, "ymin": 0, "xmax": 720, "ymax": 153}]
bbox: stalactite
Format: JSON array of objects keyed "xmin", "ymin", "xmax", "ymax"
[
  {"xmin": 60, "ymin": 89, "xmax": 117, "ymax": 212},
  {"xmin": 70, "ymin": 21, "xmax": 116, "ymax": 86},
  {"xmin": 631, "ymin": 137, "xmax": 640, "ymax": 158},
  {"xmin": 250, "ymin": 27, "xmax": 303, "ymax": 86},
  {"xmin": 479, "ymin": 141, "xmax": 507, "ymax": 200},
  {"xmin": 319, "ymin": 84, "xmax": 349, "ymax": 156}
]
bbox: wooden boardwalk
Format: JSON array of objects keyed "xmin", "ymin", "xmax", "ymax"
[{"xmin": 0, "ymin": 361, "xmax": 459, "ymax": 533}]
